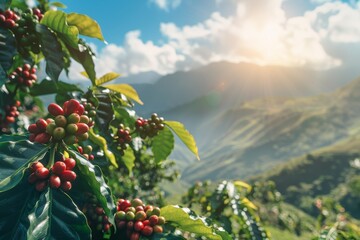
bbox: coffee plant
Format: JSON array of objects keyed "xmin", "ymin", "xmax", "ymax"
[{"xmin": 0, "ymin": 0, "xmax": 239, "ymax": 239}]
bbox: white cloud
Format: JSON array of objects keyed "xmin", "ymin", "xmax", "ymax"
[
  {"xmin": 150, "ymin": 0, "xmax": 182, "ymax": 11},
  {"xmin": 70, "ymin": 0, "xmax": 360, "ymax": 80}
]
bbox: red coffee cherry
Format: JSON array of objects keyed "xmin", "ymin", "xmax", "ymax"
[
  {"xmin": 35, "ymin": 167, "xmax": 50, "ymax": 179},
  {"xmin": 36, "ymin": 119, "xmax": 48, "ymax": 132},
  {"xmin": 130, "ymin": 232, "xmax": 140, "ymax": 240},
  {"xmin": 60, "ymin": 170, "xmax": 77, "ymax": 181},
  {"xmin": 31, "ymin": 162, "xmax": 44, "ymax": 172},
  {"xmin": 48, "ymin": 103, "xmax": 64, "ymax": 116},
  {"xmin": 34, "ymin": 133, "xmax": 51, "ymax": 144},
  {"xmin": 153, "ymin": 225, "xmax": 163, "ymax": 233},
  {"xmin": 149, "ymin": 215, "xmax": 159, "ymax": 226},
  {"xmin": 49, "ymin": 175, "xmax": 61, "ymax": 189},
  {"xmin": 28, "ymin": 124, "xmax": 39, "ymax": 134},
  {"xmin": 76, "ymin": 123, "xmax": 89, "ymax": 135},
  {"xmin": 52, "ymin": 161, "xmax": 66, "ymax": 175},
  {"xmin": 61, "ymin": 181, "xmax": 72, "ymax": 191},
  {"xmin": 28, "ymin": 173, "xmax": 38, "ymax": 184},
  {"xmin": 134, "ymin": 221, "xmax": 144, "ymax": 232},
  {"xmin": 63, "ymin": 158, "xmax": 76, "ymax": 170},
  {"xmin": 141, "ymin": 226, "xmax": 153, "ymax": 236},
  {"xmin": 35, "ymin": 180, "xmax": 48, "ymax": 192}
]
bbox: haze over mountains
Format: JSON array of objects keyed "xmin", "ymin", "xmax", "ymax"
[{"xmin": 131, "ymin": 61, "xmax": 360, "ymax": 183}]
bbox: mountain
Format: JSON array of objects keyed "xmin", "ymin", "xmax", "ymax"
[
  {"xmin": 133, "ymin": 61, "xmax": 356, "ymax": 115},
  {"xmin": 166, "ymin": 76, "xmax": 360, "ymax": 183},
  {"xmin": 112, "ymin": 71, "xmax": 161, "ymax": 84}
]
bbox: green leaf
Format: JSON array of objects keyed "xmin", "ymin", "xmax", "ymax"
[
  {"xmin": 69, "ymin": 150, "xmax": 116, "ymax": 225},
  {"xmin": 161, "ymin": 205, "xmax": 232, "ymax": 240},
  {"xmin": 41, "ymin": 10, "xmax": 79, "ymax": 48},
  {"xmin": 152, "ymin": 127, "xmax": 174, "ymax": 163},
  {"xmin": 67, "ymin": 13, "xmax": 104, "ymax": 41},
  {"xmin": 0, "ymin": 0, "xmax": 11, "ymax": 10},
  {"xmin": 27, "ymin": 188, "xmax": 91, "ymax": 240},
  {"xmin": 104, "ymin": 84, "xmax": 143, "ymax": 105},
  {"xmin": 0, "ymin": 179, "xmax": 37, "ymax": 239},
  {"xmin": 9, "ymin": 0, "xmax": 28, "ymax": 10},
  {"xmin": 66, "ymin": 42, "xmax": 96, "ymax": 83},
  {"xmin": 164, "ymin": 121, "xmax": 199, "ymax": 160},
  {"xmin": 36, "ymin": 24, "xmax": 65, "ymax": 81},
  {"xmin": 95, "ymin": 72, "xmax": 121, "ymax": 86},
  {"xmin": 122, "ymin": 147, "xmax": 135, "ymax": 173},
  {"xmin": 0, "ymin": 28, "xmax": 17, "ymax": 72},
  {"xmin": 93, "ymin": 91, "xmax": 114, "ymax": 130},
  {"xmin": 88, "ymin": 129, "xmax": 118, "ymax": 168},
  {"xmin": 0, "ymin": 136, "xmax": 49, "ymax": 192},
  {"xmin": 30, "ymin": 79, "xmax": 83, "ymax": 96}
]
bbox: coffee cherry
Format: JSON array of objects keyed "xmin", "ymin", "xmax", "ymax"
[
  {"xmin": 61, "ymin": 181, "xmax": 72, "ymax": 191},
  {"xmin": 130, "ymin": 232, "xmax": 140, "ymax": 240},
  {"xmin": 48, "ymin": 103, "xmax": 64, "ymax": 116},
  {"xmin": 115, "ymin": 211, "xmax": 126, "ymax": 221},
  {"xmin": 46, "ymin": 123, "xmax": 56, "ymax": 134},
  {"xmin": 153, "ymin": 225, "xmax": 163, "ymax": 233},
  {"xmin": 119, "ymin": 200, "xmax": 131, "ymax": 211},
  {"xmin": 66, "ymin": 124, "xmax": 78, "ymax": 134},
  {"xmin": 35, "ymin": 180, "xmax": 48, "ymax": 192},
  {"xmin": 135, "ymin": 206, "xmax": 144, "ymax": 212},
  {"xmin": 67, "ymin": 113, "xmax": 80, "ymax": 124},
  {"xmin": 126, "ymin": 211, "xmax": 135, "ymax": 221},
  {"xmin": 117, "ymin": 221, "xmax": 126, "ymax": 229},
  {"xmin": 49, "ymin": 175, "xmax": 61, "ymax": 189},
  {"xmin": 36, "ymin": 119, "xmax": 48, "ymax": 132},
  {"xmin": 79, "ymin": 115, "xmax": 90, "ymax": 124},
  {"xmin": 28, "ymin": 124, "xmax": 39, "ymax": 134},
  {"xmin": 141, "ymin": 226, "xmax": 153, "ymax": 236},
  {"xmin": 53, "ymin": 127, "xmax": 65, "ymax": 140},
  {"xmin": 52, "ymin": 161, "xmax": 66, "ymax": 175},
  {"xmin": 95, "ymin": 207, "xmax": 104, "ymax": 215},
  {"xmin": 63, "ymin": 158, "xmax": 76, "ymax": 170},
  {"xmin": 61, "ymin": 170, "xmax": 76, "ymax": 181},
  {"xmin": 35, "ymin": 167, "xmax": 50, "ymax": 179},
  {"xmin": 77, "ymin": 133, "xmax": 89, "ymax": 141},
  {"xmin": 103, "ymin": 223, "xmax": 110, "ymax": 232},
  {"xmin": 31, "ymin": 162, "xmax": 44, "ymax": 172},
  {"xmin": 157, "ymin": 216, "xmax": 166, "ymax": 225},
  {"xmin": 28, "ymin": 172, "xmax": 38, "ymax": 184},
  {"xmin": 76, "ymin": 123, "xmax": 89, "ymax": 135},
  {"xmin": 152, "ymin": 207, "xmax": 161, "ymax": 216},
  {"xmin": 134, "ymin": 221, "xmax": 144, "ymax": 232},
  {"xmin": 135, "ymin": 211, "xmax": 146, "ymax": 221},
  {"xmin": 66, "ymin": 99, "xmax": 82, "ymax": 115},
  {"xmin": 55, "ymin": 115, "xmax": 67, "ymax": 127},
  {"xmin": 34, "ymin": 133, "xmax": 51, "ymax": 144},
  {"xmin": 149, "ymin": 215, "xmax": 159, "ymax": 226},
  {"xmin": 131, "ymin": 198, "xmax": 143, "ymax": 207},
  {"xmin": 64, "ymin": 135, "xmax": 77, "ymax": 145}
]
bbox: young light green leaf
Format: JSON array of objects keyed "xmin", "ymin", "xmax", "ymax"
[
  {"xmin": 67, "ymin": 13, "xmax": 104, "ymax": 41},
  {"xmin": 122, "ymin": 147, "xmax": 135, "ymax": 173},
  {"xmin": 27, "ymin": 188, "xmax": 91, "ymax": 240},
  {"xmin": 164, "ymin": 121, "xmax": 199, "ymax": 160},
  {"xmin": 50, "ymin": 1, "xmax": 67, "ymax": 8},
  {"xmin": 0, "ymin": 136, "xmax": 49, "ymax": 192},
  {"xmin": 36, "ymin": 24, "xmax": 65, "ymax": 81},
  {"xmin": 88, "ymin": 129, "xmax": 118, "ymax": 168},
  {"xmin": 40, "ymin": 10, "xmax": 79, "ymax": 49},
  {"xmin": 152, "ymin": 127, "xmax": 174, "ymax": 163},
  {"xmin": 95, "ymin": 72, "xmax": 121, "ymax": 86},
  {"xmin": 104, "ymin": 84, "xmax": 143, "ymax": 105},
  {"xmin": 161, "ymin": 205, "xmax": 232, "ymax": 240}
]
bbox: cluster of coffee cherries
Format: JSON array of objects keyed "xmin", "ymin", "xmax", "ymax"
[
  {"xmin": 135, "ymin": 114, "xmax": 165, "ymax": 139},
  {"xmin": 77, "ymin": 145, "xmax": 94, "ymax": 161},
  {"xmin": 12, "ymin": 8, "xmax": 43, "ymax": 55},
  {"xmin": 28, "ymin": 157, "xmax": 76, "ymax": 192},
  {"xmin": 0, "ymin": 9, "xmax": 19, "ymax": 28},
  {"xmin": 0, "ymin": 100, "xmax": 21, "ymax": 127},
  {"xmin": 82, "ymin": 100, "xmax": 96, "ymax": 128},
  {"xmin": 115, "ymin": 198, "xmax": 165, "ymax": 240},
  {"xmin": 82, "ymin": 202, "xmax": 111, "ymax": 233},
  {"xmin": 114, "ymin": 124, "xmax": 132, "ymax": 155},
  {"xmin": 28, "ymin": 99, "xmax": 92, "ymax": 145},
  {"xmin": 8, "ymin": 64, "xmax": 37, "ymax": 88}
]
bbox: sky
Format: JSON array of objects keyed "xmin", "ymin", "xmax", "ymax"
[{"xmin": 58, "ymin": 0, "xmax": 360, "ymax": 80}]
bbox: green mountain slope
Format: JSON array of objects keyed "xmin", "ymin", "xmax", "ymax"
[{"xmin": 172, "ymin": 77, "xmax": 360, "ymax": 182}]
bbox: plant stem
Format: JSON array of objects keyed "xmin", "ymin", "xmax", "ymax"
[{"xmin": 47, "ymin": 143, "xmax": 58, "ymax": 168}]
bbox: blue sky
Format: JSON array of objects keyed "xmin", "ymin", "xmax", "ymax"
[{"xmin": 59, "ymin": 0, "xmax": 360, "ymax": 79}]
